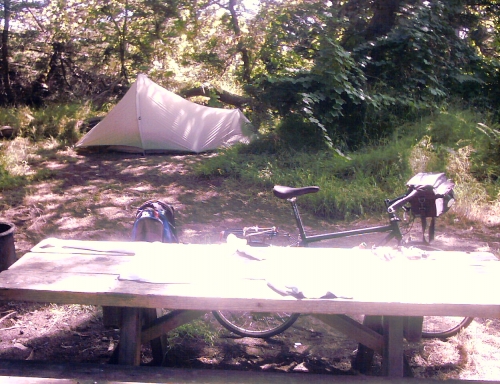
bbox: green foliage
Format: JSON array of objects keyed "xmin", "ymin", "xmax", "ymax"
[
  {"xmin": 0, "ymin": 103, "xmax": 100, "ymax": 191},
  {"xmin": 355, "ymin": 2, "xmax": 483, "ymax": 107},
  {"xmin": 196, "ymin": 137, "xmax": 410, "ymax": 220},
  {"xmin": 0, "ymin": 160, "xmax": 24, "ymax": 191},
  {"xmin": 248, "ymin": 0, "xmax": 500, "ymax": 150},
  {"xmin": 0, "ymin": 138, "xmax": 57, "ymax": 192},
  {"xmin": 253, "ymin": 36, "xmax": 368, "ymax": 148},
  {"xmin": 167, "ymin": 319, "xmax": 218, "ymax": 346},
  {"xmin": 196, "ymin": 107, "xmax": 500, "ymax": 221},
  {"xmin": 0, "ymin": 103, "xmax": 98, "ymax": 144},
  {"xmin": 274, "ymin": 115, "xmax": 329, "ymax": 151},
  {"xmin": 471, "ymin": 122, "xmax": 500, "ymax": 182}
]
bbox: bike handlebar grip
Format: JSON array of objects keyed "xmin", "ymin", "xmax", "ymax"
[{"xmin": 387, "ymin": 189, "xmax": 418, "ymax": 213}]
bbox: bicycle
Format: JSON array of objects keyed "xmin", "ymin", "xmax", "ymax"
[{"xmin": 213, "ymin": 185, "xmax": 473, "ymax": 339}]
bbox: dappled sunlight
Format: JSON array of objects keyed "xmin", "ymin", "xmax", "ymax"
[
  {"xmin": 457, "ymin": 321, "xmax": 500, "ymax": 380},
  {"xmin": 0, "ymin": 302, "xmax": 109, "ymax": 363},
  {"xmin": 2, "ymin": 137, "xmax": 40, "ymax": 176},
  {"xmin": 1, "ymin": 149, "xmax": 232, "ymax": 254},
  {"xmin": 126, "ymin": 184, "xmax": 155, "ymax": 193},
  {"xmin": 95, "ymin": 206, "xmax": 130, "ymax": 218},
  {"xmin": 43, "ymin": 161, "xmax": 70, "ymax": 170},
  {"xmin": 55, "ymin": 215, "xmax": 95, "ymax": 231},
  {"xmin": 121, "ymin": 165, "xmax": 159, "ymax": 176},
  {"xmin": 194, "ymin": 189, "xmax": 220, "ymax": 202}
]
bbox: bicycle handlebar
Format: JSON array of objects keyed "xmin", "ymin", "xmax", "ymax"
[{"xmin": 386, "ymin": 189, "xmax": 418, "ymax": 213}]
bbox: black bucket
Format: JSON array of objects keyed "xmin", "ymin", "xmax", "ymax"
[{"xmin": 0, "ymin": 222, "xmax": 17, "ymax": 272}]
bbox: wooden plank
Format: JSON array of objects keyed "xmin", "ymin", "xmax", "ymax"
[
  {"xmin": 3, "ymin": 360, "xmax": 499, "ymax": 383},
  {"xmin": 118, "ymin": 307, "xmax": 142, "ymax": 365},
  {"xmin": 9, "ymin": 250, "xmax": 266, "ymax": 283},
  {"xmin": 102, "ymin": 305, "xmax": 121, "ymax": 327},
  {"xmin": 8, "ymin": 252, "xmax": 135, "ymax": 274},
  {"xmin": 403, "ymin": 316, "xmax": 423, "ymax": 342},
  {"xmin": 28, "ymin": 238, "xmax": 498, "ymax": 261},
  {"xmin": 3, "ymin": 245, "xmax": 500, "ymax": 320},
  {"xmin": 382, "ymin": 316, "xmax": 404, "ymax": 377},
  {"xmin": 13, "ymin": 247, "xmax": 500, "ymax": 290},
  {"xmin": 1, "ymin": 253, "xmax": 495, "ymax": 305},
  {"xmin": 312, "ymin": 314, "xmax": 383, "ymax": 353},
  {"xmin": 2, "ymin": 268, "xmax": 500, "ymax": 318},
  {"xmin": 30, "ymin": 238, "xmax": 140, "ymax": 253},
  {"xmin": 13, "ymin": 246, "xmax": 498, "ymax": 281},
  {"xmin": 352, "ymin": 315, "xmax": 383, "ymax": 374},
  {"xmin": 4, "ymin": 360, "xmax": 500, "ymax": 383},
  {"xmin": 142, "ymin": 308, "xmax": 167, "ymax": 365}
]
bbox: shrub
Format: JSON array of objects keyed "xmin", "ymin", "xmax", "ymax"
[{"xmin": 0, "ymin": 103, "xmax": 99, "ymax": 144}]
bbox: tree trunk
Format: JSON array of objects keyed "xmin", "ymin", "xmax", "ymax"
[
  {"xmin": 364, "ymin": 0, "xmax": 402, "ymax": 40},
  {"xmin": 228, "ymin": 0, "xmax": 251, "ymax": 83},
  {"xmin": 1, "ymin": 0, "xmax": 14, "ymax": 105},
  {"xmin": 180, "ymin": 85, "xmax": 252, "ymax": 108},
  {"xmin": 119, "ymin": 0, "xmax": 129, "ymax": 81}
]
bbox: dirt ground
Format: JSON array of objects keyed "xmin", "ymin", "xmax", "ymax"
[{"xmin": 1, "ymin": 148, "xmax": 500, "ymax": 380}]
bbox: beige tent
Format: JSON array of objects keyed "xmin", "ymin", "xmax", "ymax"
[{"xmin": 76, "ymin": 74, "xmax": 253, "ymax": 153}]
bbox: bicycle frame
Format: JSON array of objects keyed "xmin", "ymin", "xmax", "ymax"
[
  {"xmin": 287, "ymin": 197, "xmax": 403, "ymax": 247},
  {"xmin": 216, "ymin": 185, "xmax": 473, "ymax": 340}
]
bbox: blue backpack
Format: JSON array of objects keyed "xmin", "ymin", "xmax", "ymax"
[{"xmin": 131, "ymin": 200, "xmax": 178, "ymax": 243}]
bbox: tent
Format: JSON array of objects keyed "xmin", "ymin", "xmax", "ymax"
[{"xmin": 76, "ymin": 74, "xmax": 253, "ymax": 154}]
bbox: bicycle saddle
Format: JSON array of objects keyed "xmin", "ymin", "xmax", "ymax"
[{"xmin": 273, "ymin": 185, "xmax": 320, "ymax": 199}]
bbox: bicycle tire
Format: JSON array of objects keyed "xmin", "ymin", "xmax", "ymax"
[
  {"xmin": 403, "ymin": 242, "xmax": 474, "ymax": 339},
  {"xmin": 212, "ymin": 310, "xmax": 300, "ymax": 338},
  {"xmin": 421, "ymin": 316, "xmax": 474, "ymax": 339}
]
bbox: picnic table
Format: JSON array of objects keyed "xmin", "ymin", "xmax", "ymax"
[{"xmin": 0, "ymin": 238, "xmax": 499, "ymax": 378}]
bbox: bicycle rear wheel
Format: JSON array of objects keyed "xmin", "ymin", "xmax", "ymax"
[
  {"xmin": 421, "ymin": 316, "xmax": 474, "ymax": 339},
  {"xmin": 212, "ymin": 310, "xmax": 300, "ymax": 338}
]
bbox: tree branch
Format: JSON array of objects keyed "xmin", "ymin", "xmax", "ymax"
[{"xmin": 180, "ymin": 86, "xmax": 252, "ymax": 108}]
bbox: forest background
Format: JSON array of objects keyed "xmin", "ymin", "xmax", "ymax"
[{"xmin": 1, "ymin": 0, "xmax": 500, "ymax": 226}]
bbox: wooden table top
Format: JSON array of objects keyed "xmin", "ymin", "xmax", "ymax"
[{"xmin": 0, "ymin": 238, "xmax": 499, "ymax": 318}]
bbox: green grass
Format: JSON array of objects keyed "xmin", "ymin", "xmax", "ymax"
[
  {"xmin": 167, "ymin": 319, "xmax": 219, "ymax": 346},
  {"xmin": 0, "ymin": 138, "xmax": 58, "ymax": 192},
  {"xmin": 1, "ymin": 104, "xmax": 499, "ymax": 225},
  {"xmin": 0, "ymin": 103, "xmax": 101, "ymax": 145},
  {"xmin": 196, "ymin": 108, "xmax": 500, "ymax": 223}
]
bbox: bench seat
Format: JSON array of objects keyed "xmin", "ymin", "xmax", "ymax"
[{"xmin": 1, "ymin": 360, "xmax": 499, "ymax": 384}]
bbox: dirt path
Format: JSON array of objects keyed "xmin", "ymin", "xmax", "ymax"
[{"xmin": 1, "ymin": 149, "xmax": 499, "ymax": 379}]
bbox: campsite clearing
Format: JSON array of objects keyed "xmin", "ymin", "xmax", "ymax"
[{"xmin": 1, "ymin": 149, "xmax": 500, "ymax": 380}]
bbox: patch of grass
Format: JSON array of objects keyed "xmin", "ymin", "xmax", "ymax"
[
  {"xmin": 196, "ymin": 107, "xmax": 500, "ymax": 224},
  {"xmin": 167, "ymin": 319, "xmax": 219, "ymax": 347},
  {"xmin": 2, "ymin": 103, "xmax": 499, "ymax": 226},
  {"xmin": 0, "ymin": 138, "xmax": 58, "ymax": 192},
  {"xmin": 196, "ymin": 142, "xmax": 411, "ymax": 220},
  {"xmin": 0, "ymin": 102, "xmax": 100, "ymax": 145}
]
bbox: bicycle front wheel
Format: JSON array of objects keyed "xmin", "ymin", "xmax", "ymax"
[
  {"xmin": 403, "ymin": 244, "xmax": 475, "ymax": 339},
  {"xmin": 421, "ymin": 316, "xmax": 474, "ymax": 339},
  {"xmin": 212, "ymin": 310, "xmax": 300, "ymax": 338}
]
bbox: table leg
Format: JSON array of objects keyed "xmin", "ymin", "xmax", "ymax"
[
  {"xmin": 382, "ymin": 316, "xmax": 404, "ymax": 377},
  {"xmin": 404, "ymin": 316, "xmax": 423, "ymax": 342},
  {"xmin": 118, "ymin": 307, "xmax": 142, "ymax": 365},
  {"xmin": 352, "ymin": 315, "xmax": 383, "ymax": 374},
  {"xmin": 142, "ymin": 308, "xmax": 168, "ymax": 366}
]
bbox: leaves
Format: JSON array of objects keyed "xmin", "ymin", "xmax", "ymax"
[{"xmin": 0, "ymin": 0, "xmax": 498, "ymax": 153}]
